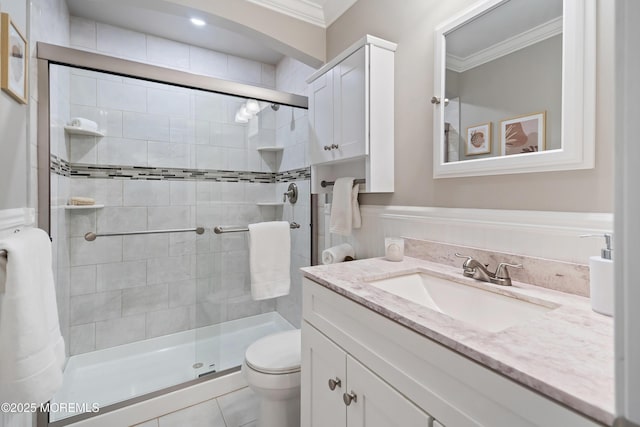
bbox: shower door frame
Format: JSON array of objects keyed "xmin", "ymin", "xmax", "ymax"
[
  {"xmin": 36, "ymin": 41, "xmax": 308, "ymax": 235},
  {"xmin": 35, "ymin": 42, "xmax": 308, "ymax": 427}
]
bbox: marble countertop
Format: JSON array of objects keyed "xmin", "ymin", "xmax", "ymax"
[{"xmin": 301, "ymin": 256, "xmax": 614, "ymax": 426}]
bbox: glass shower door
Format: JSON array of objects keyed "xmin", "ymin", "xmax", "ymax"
[
  {"xmin": 49, "ymin": 64, "xmax": 226, "ymax": 420},
  {"xmin": 193, "ymin": 97, "xmax": 310, "ymax": 377}
]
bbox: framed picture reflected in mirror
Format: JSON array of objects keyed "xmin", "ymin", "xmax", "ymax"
[
  {"xmin": 465, "ymin": 122, "xmax": 491, "ymax": 156},
  {"xmin": 501, "ymin": 112, "xmax": 546, "ymax": 156}
]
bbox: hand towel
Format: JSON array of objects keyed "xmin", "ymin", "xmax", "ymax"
[
  {"xmin": 0, "ymin": 228, "xmax": 65, "ymax": 404},
  {"xmin": 330, "ymin": 177, "xmax": 362, "ymax": 236},
  {"xmin": 352, "ymin": 184, "xmax": 362, "ymax": 229},
  {"xmin": 322, "ymin": 243, "xmax": 355, "ymax": 265},
  {"xmin": 68, "ymin": 117, "xmax": 98, "ymax": 132},
  {"xmin": 248, "ymin": 221, "xmax": 291, "ymax": 300}
]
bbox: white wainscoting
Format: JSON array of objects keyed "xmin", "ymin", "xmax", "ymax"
[
  {"xmin": 0, "ymin": 208, "xmax": 36, "ymax": 236},
  {"xmin": 324, "ymin": 205, "xmax": 613, "ymax": 265}
]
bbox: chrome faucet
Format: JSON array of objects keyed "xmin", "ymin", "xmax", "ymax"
[{"xmin": 454, "ymin": 253, "xmax": 523, "ymax": 286}]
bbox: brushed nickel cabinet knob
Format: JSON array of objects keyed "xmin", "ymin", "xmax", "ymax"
[
  {"xmin": 328, "ymin": 377, "xmax": 342, "ymax": 391},
  {"xmin": 343, "ymin": 391, "xmax": 357, "ymax": 406}
]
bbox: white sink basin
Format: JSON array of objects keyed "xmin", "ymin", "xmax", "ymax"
[{"xmin": 367, "ymin": 272, "xmax": 554, "ymax": 332}]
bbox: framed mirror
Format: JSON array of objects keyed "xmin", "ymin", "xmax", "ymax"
[{"xmin": 432, "ymin": 0, "xmax": 595, "ymax": 178}]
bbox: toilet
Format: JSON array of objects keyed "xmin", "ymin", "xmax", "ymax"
[{"xmin": 242, "ymin": 329, "xmax": 301, "ymax": 427}]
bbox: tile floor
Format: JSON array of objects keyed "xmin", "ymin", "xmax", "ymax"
[{"xmin": 132, "ymin": 387, "xmax": 258, "ymax": 427}]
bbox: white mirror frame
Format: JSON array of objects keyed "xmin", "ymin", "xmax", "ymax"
[{"xmin": 433, "ymin": 0, "xmax": 596, "ymax": 178}]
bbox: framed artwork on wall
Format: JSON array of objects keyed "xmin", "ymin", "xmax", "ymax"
[
  {"xmin": 1, "ymin": 13, "xmax": 28, "ymax": 104},
  {"xmin": 465, "ymin": 122, "xmax": 491, "ymax": 156},
  {"xmin": 500, "ymin": 111, "xmax": 546, "ymax": 155}
]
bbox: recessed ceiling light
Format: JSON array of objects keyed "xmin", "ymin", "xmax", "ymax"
[{"xmin": 190, "ymin": 18, "xmax": 206, "ymax": 27}]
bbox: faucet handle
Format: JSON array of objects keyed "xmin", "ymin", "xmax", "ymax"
[
  {"xmin": 455, "ymin": 253, "xmax": 476, "ymax": 276},
  {"xmin": 492, "ymin": 262, "xmax": 523, "ymax": 286},
  {"xmin": 454, "ymin": 253, "xmax": 473, "ymax": 263}
]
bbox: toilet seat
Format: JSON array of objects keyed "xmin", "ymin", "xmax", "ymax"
[{"xmin": 245, "ymin": 329, "xmax": 301, "ymax": 375}]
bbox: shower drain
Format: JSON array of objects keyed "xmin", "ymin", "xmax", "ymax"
[{"xmin": 193, "ymin": 362, "xmax": 203, "ymax": 369}]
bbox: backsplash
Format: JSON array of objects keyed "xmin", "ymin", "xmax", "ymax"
[
  {"xmin": 405, "ymin": 238, "xmax": 590, "ymax": 297},
  {"xmin": 320, "ymin": 205, "xmax": 611, "ymax": 298}
]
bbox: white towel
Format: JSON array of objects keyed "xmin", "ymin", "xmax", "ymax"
[
  {"xmin": 248, "ymin": 221, "xmax": 291, "ymax": 300},
  {"xmin": 322, "ymin": 243, "xmax": 355, "ymax": 265},
  {"xmin": 0, "ymin": 228, "xmax": 65, "ymax": 404},
  {"xmin": 330, "ymin": 177, "xmax": 362, "ymax": 236},
  {"xmin": 68, "ymin": 117, "xmax": 98, "ymax": 132}
]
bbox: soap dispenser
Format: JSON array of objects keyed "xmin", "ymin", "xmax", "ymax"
[{"xmin": 581, "ymin": 234, "xmax": 614, "ymax": 317}]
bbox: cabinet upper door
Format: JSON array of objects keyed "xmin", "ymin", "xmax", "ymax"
[
  {"xmin": 345, "ymin": 355, "xmax": 433, "ymax": 427},
  {"xmin": 334, "ymin": 46, "xmax": 367, "ymax": 161},
  {"xmin": 309, "ymin": 72, "xmax": 335, "ymax": 165},
  {"xmin": 301, "ymin": 322, "xmax": 347, "ymax": 427}
]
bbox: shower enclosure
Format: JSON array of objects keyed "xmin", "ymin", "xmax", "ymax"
[{"xmin": 38, "ymin": 43, "xmax": 310, "ymax": 425}]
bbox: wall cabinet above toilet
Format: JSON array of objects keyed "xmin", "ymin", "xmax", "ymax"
[{"xmin": 307, "ymin": 35, "xmax": 396, "ymax": 194}]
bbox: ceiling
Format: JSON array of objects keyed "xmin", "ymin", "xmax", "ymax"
[{"xmin": 65, "ymin": 0, "xmax": 357, "ymax": 65}]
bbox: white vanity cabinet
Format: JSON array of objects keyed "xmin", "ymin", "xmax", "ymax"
[
  {"xmin": 307, "ymin": 35, "xmax": 396, "ymax": 194},
  {"xmin": 301, "ymin": 278, "xmax": 601, "ymax": 427},
  {"xmin": 302, "ymin": 322, "xmax": 433, "ymax": 427}
]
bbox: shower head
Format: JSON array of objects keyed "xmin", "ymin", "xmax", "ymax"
[{"xmin": 271, "ymin": 103, "xmax": 280, "ymax": 111}]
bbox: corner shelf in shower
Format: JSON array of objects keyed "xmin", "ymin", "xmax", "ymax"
[
  {"xmin": 256, "ymin": 202, "xmax": 285, "ymax": 207},
  {"xmin": 65, "ymin": 204, "xmax": 105, "ymax": 210},
  {"xmin": 64, "ymin": 126, "xmax": 105, "ymax": 137},
  {"xmin": 256, "ymin": 146, "xmax": 284, "ymax": 153}
]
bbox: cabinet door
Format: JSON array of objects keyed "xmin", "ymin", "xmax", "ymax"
[
  {"xmin": 301, "ymin": 322, "xmax": 347, "ymax": 427},
  {"xmin": 309, "ymin": 72, "xmax": 335, "ymax": 165},
  {"xmin": 345, "ymin": 355, "xmax": 432, "ymax": 427},
  {"xmin": 333, "ymin": 46, "xmax": 367, "ymax": 161}
]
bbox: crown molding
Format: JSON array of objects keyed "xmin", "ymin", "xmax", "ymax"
[
  {"xmin": 247, "ymin": 0, "xmax": 357, "ymax": 28},
  {"xmin": 447, "ymin": 16, "xmax": 562, "ymax": 73},
  {"xmin": 248, "ymin": 0, "xmax": 325, "ymax": 27}
]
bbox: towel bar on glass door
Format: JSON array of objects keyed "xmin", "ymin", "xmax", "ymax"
[
  {"xmin": 84, "ymin": 227, "xmax": 205, "ymax": 241},
  {"xmin": 320, "ymin": 179, "xmax": 366, "ymax": 188},
  {"xmin": 213, "ymin": 222, "xmax": 300, "ymax": 234}
]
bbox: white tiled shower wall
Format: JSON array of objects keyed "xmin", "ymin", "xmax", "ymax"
[
  {"xmin": 65, "ymin": 67, "xmax": 279, "ymax": 172},
  {"xmin": 57, "ymin": 20, "xmax": 315, "ymax": 354},
  {"xmin": 69, "ymin": 17, "xmax": 276, "ymax": 87}
]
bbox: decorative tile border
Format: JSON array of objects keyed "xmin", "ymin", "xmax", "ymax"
[
  {"xmin": 50, "ymin": 155, "xmax": 310, "ymax": 183},
  {"xmin": 276, "ymin": 167, "xmax": 311, "ymax": 182},
  {"xmin": 50, "ymin": 155, "xmax": 71, "ymax": 177}
]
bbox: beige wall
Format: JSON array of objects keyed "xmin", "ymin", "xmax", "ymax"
[
  {"xmin": 327, "ymin": 0, "xmax": 614, "ymax": 213},
  {"xmin": 0, "ymin": 0, "xmax": 29, "ymax": 210},
  {"xmin": 453, "ymin": 35, "xmax": 563, "ymax": 160}
]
